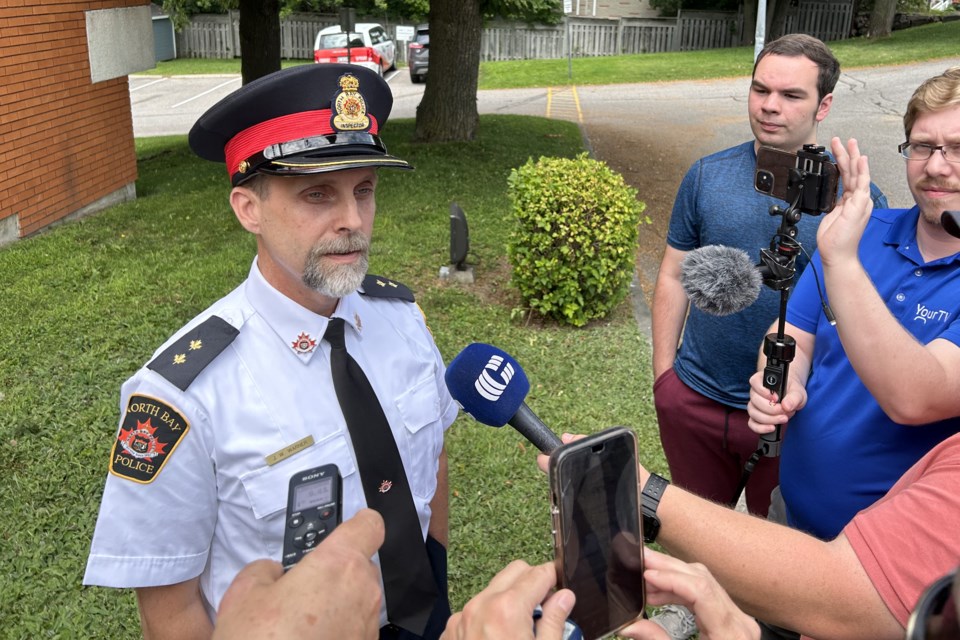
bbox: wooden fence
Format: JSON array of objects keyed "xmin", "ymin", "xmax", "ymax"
[
  {"xmin": 175, "ymin": 6, "xmax": 851, "ymax": 62},
  {"xmin": 783, "ymin": 1, "xmax": 852, "ymax": 42}
]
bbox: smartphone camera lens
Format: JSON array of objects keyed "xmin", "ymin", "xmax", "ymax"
[{"xmin": 756, "ymin": 170, "xmax": 774, "ymax": 193}]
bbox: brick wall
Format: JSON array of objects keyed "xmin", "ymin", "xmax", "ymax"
[{"xmin": 0, "ymin": 1, "xmax": 146, "ymax": 241}]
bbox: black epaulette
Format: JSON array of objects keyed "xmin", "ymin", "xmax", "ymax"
[
  {"xmin": 360, "ymin": 274, "xmax": 415, "ymax": 303},
  {"xmin": 147, "ymin": 316, "xmax": 239, "ymax": 391}
]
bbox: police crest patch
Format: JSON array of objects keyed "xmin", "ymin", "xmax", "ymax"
[{"xmin": 110, "ymin": 394, "xmax": 190, "ymax": 484}]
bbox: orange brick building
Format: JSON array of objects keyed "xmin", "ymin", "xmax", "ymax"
[{"xmin": 0, "ymin": 1, "xmax": 153, "ymax": 245}]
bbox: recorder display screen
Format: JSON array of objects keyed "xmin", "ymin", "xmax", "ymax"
[{"xmin": 292, "ymin": 476, "xmax": 334, "ymax": 512}]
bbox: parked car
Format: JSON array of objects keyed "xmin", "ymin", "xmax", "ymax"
[
  {"xmin": 407, "ymin": 24, "xmax": 429, "ymax": 83},
  {"xmin": 314, "ymin": 23, "xmax": 396, "ymax": 76}
]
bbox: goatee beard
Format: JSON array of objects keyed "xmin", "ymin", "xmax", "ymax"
[{"xmin": 302, "ymin": 233, "xmax": 370, "ymax": 298}]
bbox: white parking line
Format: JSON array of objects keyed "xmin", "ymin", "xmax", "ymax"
[
  {"xmin": 130, "ymin": 77, "xmax": 168, "ymax": 92},
  {"xmin": 171, "ymin": 77, "xmax": 241, "ymax": 109}
]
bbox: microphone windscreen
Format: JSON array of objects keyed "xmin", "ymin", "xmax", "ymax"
[
  {"xmin": 445, "ymin": 343, "xmax": 530, "ymax": 427},
  {"xmin": 681, "ymin": 245, "xmax": 763, "ymax": 316}
]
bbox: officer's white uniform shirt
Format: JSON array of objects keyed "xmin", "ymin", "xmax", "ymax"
[{"xmin": 84, "ymin": 258, "xmax": 459, "ymax": 624}]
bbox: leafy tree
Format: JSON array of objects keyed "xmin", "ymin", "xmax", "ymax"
[
  {"xmin": 163, "ymin": 0, "xmax": 429, "ymax": 27},
  {"xmin": 858, "ymin": 0, "xmax": 931, "ymax": 38},
  {"xmin": 415, "ymin": 0, "xmax": 561, "ymax": 143},
  {"xmin": 413, "ymin": 0, "xmax": 482, "ymax": 142},
  {"xmin": 648, "ymin": 0, "xmax": 738, "ymax": 18},
  {"xmin": 238, "ymin": 0, "xmax": 282, "ymax": 83},
  {"xmin": 868, "ymin": 0, "xmax": 898, "ymax": 36}
]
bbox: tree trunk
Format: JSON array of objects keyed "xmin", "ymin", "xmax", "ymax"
[
  {"xmin": 414, "ymin": 0, "xmax": 481, "ymax": 142},
  {"xmin": 741, "ymin": 0, "xmax": 757, "ymax": 46},
  {"xmin": 239, "ymin": 0, "xmax": 281, "ymax": 85},
  {"xmin": 768, "ymin": 0, "xmax": 790, "ymax": 40},
  {"xmin": 868, "ymin": 0, "xmax": 897, "ymax": 38}
]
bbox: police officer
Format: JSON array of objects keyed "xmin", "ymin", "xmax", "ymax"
[{"xmin": 84, "ymin": 64, "xmax": 458, "ymax": 640}]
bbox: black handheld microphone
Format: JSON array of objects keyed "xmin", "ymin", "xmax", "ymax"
[
  {"xmin": 444, "ymin": 343, "xmax": 563, "ymax": 454},
  {"xmin": 680, "ymin": 245, "xmax": 763, "ymax": 316}
]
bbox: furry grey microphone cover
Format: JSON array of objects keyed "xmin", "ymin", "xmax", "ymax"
[{"xmin": 680, "ymin": 245, "xmax": 763, "ymax": 316}]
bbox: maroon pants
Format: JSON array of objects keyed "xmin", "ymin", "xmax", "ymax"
[{"xmin": 654, "ymin": 368, "xmax": 779, "ymax": 516}]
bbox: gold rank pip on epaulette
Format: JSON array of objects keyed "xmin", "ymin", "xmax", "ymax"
[
  {"xmin": 147, "ymin": 316, "xmax": 239, "ymax": 391},
  {"xmin": 359, "ymin": 274, "xmax": 415, "ymax": 303}
]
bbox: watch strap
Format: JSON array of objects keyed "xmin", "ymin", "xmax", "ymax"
[
  {"xmin": 641, "ymin": 473, "xmax": 669, "ymax": 543},
  {"xmin": 642, "ymin": 473, "xmax": 669, "ymax": 510}
]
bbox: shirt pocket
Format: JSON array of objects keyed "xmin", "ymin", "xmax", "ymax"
[
  {"xmin": 239, "ymin": 434, "xmax": 357, "ymax": 549},
  {"xmin": 393, "ymin": 374, "xmax": 443, "ymax": 499}
]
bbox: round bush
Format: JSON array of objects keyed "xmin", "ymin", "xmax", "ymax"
[{"xmin": 506, "ymin": 153, "xmax": 648, "ymax": 327}]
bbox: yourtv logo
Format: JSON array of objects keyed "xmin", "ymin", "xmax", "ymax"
[
  {"xmin": 474, "ymin": 355, "xmax": 515, "ymax": 401},
  {"xmin": 915, "ymin": 304, "xmax": 951, "ymax": 325}
]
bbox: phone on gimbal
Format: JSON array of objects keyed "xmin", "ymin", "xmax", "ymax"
[
  {"xmin": 549, "ymin": 427, "xmax": 646, "ymax": 640},
  {"xmin": 755, "ymin": 145, "xmax": 840, "ymax": 214}
]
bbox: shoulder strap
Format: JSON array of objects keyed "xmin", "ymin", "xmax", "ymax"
[
  {"xmin": 147, "ymin": 315, "xmax": 239, "ymax": 391},
  {"xmin": 359, "ymin": 274, "xmax": 415, "ymax": 303}
]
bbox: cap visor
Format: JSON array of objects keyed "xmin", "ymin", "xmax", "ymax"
[{"xmin": 267, "ymin": 154, "xmax": 413, "ymax": 173}]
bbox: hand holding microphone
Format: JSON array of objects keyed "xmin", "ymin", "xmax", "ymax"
[{"xmin": 444, "ymin": 343, "xmax": 562, "ymax": 454}]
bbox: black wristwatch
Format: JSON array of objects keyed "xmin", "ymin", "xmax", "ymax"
[{"xmin": 641, "ymin": 473, "xmax": 669, "ymax": 544}]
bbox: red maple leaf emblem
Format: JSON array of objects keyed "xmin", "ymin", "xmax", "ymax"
[
  {"xmin": 117, "ymin": 418, "xmax": 168, "ymax": 460},
  {"xmin": 291, "ymin": 332, "xmax": 317, "ymax": 353}
]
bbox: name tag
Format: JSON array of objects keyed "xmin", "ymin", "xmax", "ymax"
[{"xmin": 265, "ymin": 435, "xmax": 315, "ymax": 466}]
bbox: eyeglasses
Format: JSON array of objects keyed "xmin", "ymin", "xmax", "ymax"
[
  {"xmin": 906, "ymin": 570, "xmax": 960, "ymax": 640},
  {"xmin": 898, "ymin": 142, "xmax": 960, "ymax": 163}
]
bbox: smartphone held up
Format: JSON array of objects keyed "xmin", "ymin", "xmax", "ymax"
[
  {"xmin": 549, "ymin": 427, "xmax": 646, "ymax": 640},
  {"xmin": 755, "ymin": 144, "xmax": 840, "ymax": 214}
]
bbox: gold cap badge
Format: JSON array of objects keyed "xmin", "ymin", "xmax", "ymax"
[{"xmin": 332, "ymin": 73, "xmax": 370, "ymax": 131}]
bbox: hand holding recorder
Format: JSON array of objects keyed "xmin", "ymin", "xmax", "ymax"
[{"xmin": 213, "ymin": 509, "xmax": 384, "ymax": 640}]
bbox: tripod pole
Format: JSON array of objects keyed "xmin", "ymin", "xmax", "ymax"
[
  {"xmin": 729, "ymin": 289, "xmax": 794, "ymax": 507},
  {"xmin": 758, "ymin": 290, "xmax": 795, "ymax": 457}
]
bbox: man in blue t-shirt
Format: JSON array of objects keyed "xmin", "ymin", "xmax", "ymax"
[
  {"xmin": 651, "ymin": 34, "xmax": 886, "ymax": 529},
  {"xmin": 650, "ymin": 34, "xmax": 889, "ymax": 640},
  {"xmin": 747, "ymin": 67, "xmax": 960, "ymax": 542}
]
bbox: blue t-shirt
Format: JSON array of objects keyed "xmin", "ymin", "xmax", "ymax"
[
  {"xmin": 781, "ymin": 207, "xmax": 960, "ymax": 540},
  {"xmin": 668, "ymin": 141, "xmax": 887, "ymax": 408}
]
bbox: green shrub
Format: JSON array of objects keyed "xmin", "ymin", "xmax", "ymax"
[{"xmin": 506, "ymin": 153, "xmax": 648, "ymax": 327}]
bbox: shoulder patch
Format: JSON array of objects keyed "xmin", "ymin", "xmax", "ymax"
[
  {"xmin": 360, "ymin": 274, "xmax": 415, "ymax": 303},
  {"xmin": 147, "ymin": 315, "xmax": 239, "ymax": 391},
  {"xmin": 110, "ymin": 394, "xmax": 190, "ymax": 484}
]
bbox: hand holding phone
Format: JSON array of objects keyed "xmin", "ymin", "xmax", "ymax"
[{"xmin": 549, "ymin": 427, "xmax": 645, "ymax": 640}]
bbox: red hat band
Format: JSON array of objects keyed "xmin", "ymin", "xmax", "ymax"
[{"xmin": 224, "ymin": 109, "xmax": 381, "ymax": 178}]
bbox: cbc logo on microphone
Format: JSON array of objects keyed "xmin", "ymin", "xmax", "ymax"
[{"xmin": 474, "ymin": 355, "xmax": 515, "ymax": 401}]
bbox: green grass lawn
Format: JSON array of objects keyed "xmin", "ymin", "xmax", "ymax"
[{"xmin": 0, "ymin": 115, "xmax": 662, "ymax": 635}]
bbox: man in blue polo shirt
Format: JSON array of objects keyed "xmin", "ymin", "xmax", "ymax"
[{"xmin": 747, "ymin": 66, "xmax": 960, "ymax": 542}]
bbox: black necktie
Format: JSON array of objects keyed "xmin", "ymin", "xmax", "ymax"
[{"xmin": 324, "ymin": 318, "xmax": 438, "ymax": 636}]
